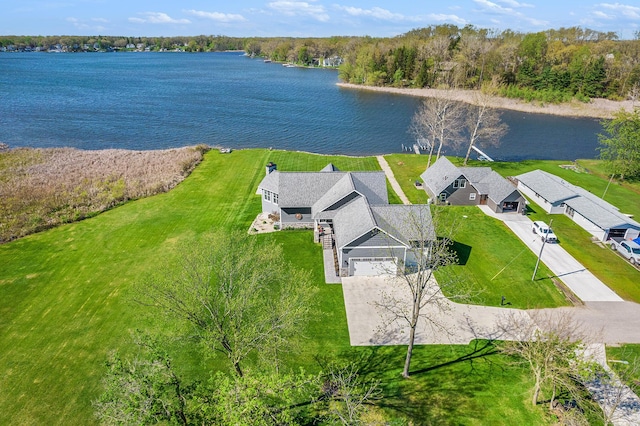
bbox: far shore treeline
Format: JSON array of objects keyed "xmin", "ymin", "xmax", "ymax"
[{"xmin": 2, "ymin": 25, "xmax": 640, "ymax": 103}]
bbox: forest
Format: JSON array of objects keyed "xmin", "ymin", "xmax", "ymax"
[{"xmin": 2, "ymin": 25, "xmax": 640, "ymax": 102}]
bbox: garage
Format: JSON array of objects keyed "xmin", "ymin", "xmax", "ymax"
[{"xmin": 350, "ymin": 257, "xmax": 397, "ymax": 276}]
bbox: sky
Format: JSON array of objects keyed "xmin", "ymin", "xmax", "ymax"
[{"xmin": 3, "ymin": 0, "xmax": 640, "ymax": 39}]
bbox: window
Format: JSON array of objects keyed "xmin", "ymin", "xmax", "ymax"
[
  {"xmin": 469, "ymin": 193, "xmax": 476, "ymax": 201},
  {"xmin": 263, "ymin": 190, "xmax": 271, "ymax": 202},
  {"xmin": 453, "ymin": 179, "xmax": 466, "ymax": 188},
  {"xmin": 273, "ymin": 193, "xmax": 278, "ymax": 204},
  {"xmin": 438, "ymin": 193, "xmax": 447, "ymax": 202}
]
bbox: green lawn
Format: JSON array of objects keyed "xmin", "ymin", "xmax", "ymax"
[
  {"xmin": 0, "ymin": 149, "xmax": 556, "ymax": 424},
  {"xmin": 385, "ymin": 154, "xmax": 640, "ymax": 303},
  {"xmin": 437, "ymin": 206, "xmax": 568, "ymax": 309}
]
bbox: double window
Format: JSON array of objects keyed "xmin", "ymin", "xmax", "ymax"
[
  {"xmin": 453, "ymin": 179, "xmax": 466, "ymax": 188},
  {"xmin": 263, "ymin": 190, "xmax": 278, "ymax": 204}
]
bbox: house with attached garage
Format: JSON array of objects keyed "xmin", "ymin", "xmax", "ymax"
[
  {"xmin": 257, "ymin": 162, "xmax": 435, "ymax": 276},
  {"xmin": 515, "ymin": 169, "xmax": 640, "ymax": 241},
  {"xmin": 420, "ymin": 157, "xmax": 526, "ymax": 214}
]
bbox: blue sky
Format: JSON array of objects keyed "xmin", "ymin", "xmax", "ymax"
[{"xmin": 3, "ymin": 1, "xmax": 640, "ymax": 39}]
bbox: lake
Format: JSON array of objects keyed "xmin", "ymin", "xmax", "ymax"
[{"xmin": 0, "ymin": 51, "xmax": 604, "ymax": 160}]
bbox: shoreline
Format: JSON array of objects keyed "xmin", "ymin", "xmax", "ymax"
[{"xmin": 337, "ymin": 83, "xmax": 635, "ymax": 120}]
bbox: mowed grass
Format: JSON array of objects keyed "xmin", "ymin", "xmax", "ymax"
[
  {"xmin": 0, "ymin": 149, "xmax": 553, "ymax": 424},
  {"xmin": 385, "ymin": 153, "xmax": 640, "ymax": 303},
  {"xmin": 437, "ymin": 206, "xmax": 568, "ymax": 308}
]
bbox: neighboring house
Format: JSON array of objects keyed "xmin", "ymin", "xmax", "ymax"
[
  {"xmin": 257, "ymin": 162, "xmax": 435, "ymax": 276},
  {"xmin": 515, "ymin": 169, "xmax": 640, "ymax": 241},
  {"xmin": 420, "ymin": 157, "xmax": 526, "ymax": 213}
]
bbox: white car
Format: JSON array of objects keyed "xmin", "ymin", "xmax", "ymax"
[{"xmin": 532, "ymin": 221, "xmax": 558, "ymax": 243}]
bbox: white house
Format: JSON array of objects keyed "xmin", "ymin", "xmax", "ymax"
[{"xmin": 515, "ymin": 169, "xmax": 640, "ymax": 241}]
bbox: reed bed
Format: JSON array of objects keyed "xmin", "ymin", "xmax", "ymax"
[{"xmin": 0, "ymin": 145, "xmax": 207, "ymax": 242}]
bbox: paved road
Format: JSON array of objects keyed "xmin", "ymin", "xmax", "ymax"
[
  {"xmin": 478, "ymin": 205, "xmax": 623, "ymax": 302},
  {"xmin": 376, "ymin": 156, "xmax": 411, "ymax": 205}
]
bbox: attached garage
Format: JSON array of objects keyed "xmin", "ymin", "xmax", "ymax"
[{"xmin": 349, "ymin": 257, "xmax": 397, "ymax": 276}]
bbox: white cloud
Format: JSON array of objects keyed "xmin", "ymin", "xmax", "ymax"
[
  {"xmin": 426, "ymin": 13, "xmax": 468, "ymax": 25},
  {"xmin": 185, "ymin": 10, "xmax": 246, "ymax": 22},
  {"xmin": 92, "ymin": 18, "xmax": 109, "ymax": 23},
  {"xmin": 334, "ymin": 5, "xmax": 466, "ymax": 25},
  {"xmin": 267, "ymin": 1, "xmax": 329, "ymax": 22},
  {"xmin": 593, "ymin": 10, "xmax": 614, "ymax": 19},
  {"xmin": 495, "ymin": 0, "xmax": 534, "ymax": 8},
  {"xmin": 128, "ymin": 12, "xmax": 191, "ymax": 25},
  {"xmin": 597, "ymin": 3, "xmax": 640, "ymax": 19},
  {"xmin": 337, "ymin": 6, "xmax": 406, "ymax": 20},
  {"xmin": 472, "ymin": 0, "xmax": 548, "ymax": 27}
]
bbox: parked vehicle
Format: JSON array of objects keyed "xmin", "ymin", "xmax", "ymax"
[
  {"xmin": 609, "ymin": 238, "xmax": 640, "ymax": 265},
  {"xmin": 532, "ymin": 221, "xmax": 558, "ymax": 243}
]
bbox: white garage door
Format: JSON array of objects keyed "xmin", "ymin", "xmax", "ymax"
[{"xmin": 351, "ymin": 258, "xmax": 397, "ymax": 276}]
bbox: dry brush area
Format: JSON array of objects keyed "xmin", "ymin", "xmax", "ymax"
[{"xmin": 0, "ymin": 145, "xmax": 208, "ymax": 243}]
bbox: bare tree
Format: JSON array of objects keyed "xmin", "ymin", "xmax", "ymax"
[
  {"xmin": 497, "ymin": 311, "xmax": 593, "ymax": 409},
  {"xmin": 321, "ymin": 363, "xmax": 382, "ymax": 424},
  {"xmin": 584, "ymin": 347, "xmax": 640, "ymax": 425},
  {"xmin": 375, "ymin": 206, "xmax": 460, "ymax": 378},
  {"xmin": 139, "ymin": 231, "xmax": 316, "ymax": 377},
  {"xmin": 462, "ymin": 92, "xmax": 508, "ymax": 165},
  {"xmin": 409, "ymin": 97, "xmax": 464, "ymax": 169}
]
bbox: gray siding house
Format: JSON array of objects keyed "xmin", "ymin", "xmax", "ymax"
[
  {"xmin": 256, "ymin": 163, "xmax": 435, "ymax": 276},
  {"xmin": 420, "ymin": 157, "xmax": 525, "ymax": 213},
  {"xmin": 516, "ymin": 169, "xmax": 640, "ymax": 241}
]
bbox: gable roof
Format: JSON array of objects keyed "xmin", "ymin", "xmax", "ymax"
[
  {"xmin": 421, "ymin": 157, "xmax": 521, "ymax": 204},
  {"xmin": 517, "ymin": 169, "xmax": 640, "ymax": 230},
  {"xmin": 475, "ymin": 170, "xmax": 521, "ymax": 204},
  {"xmin": 420, "ymin": 157, "xmax": 462, "ymax": 195},
  {"xmin": 320, "ymin": 163, "xmax": 340, "ymax": 172}
]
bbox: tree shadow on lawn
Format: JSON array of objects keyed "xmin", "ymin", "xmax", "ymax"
[
  {"xmin": 323, "ymin": 340, "xmax": 503, "ymax": 423},
  {"xmin": 450, "ymin": 241, "xmax": 472, "ymax": 266}
]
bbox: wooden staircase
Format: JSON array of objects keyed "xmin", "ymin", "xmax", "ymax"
[{"xmin": 322, "ymin": 234, "xmax": 333, "ymax": 250}]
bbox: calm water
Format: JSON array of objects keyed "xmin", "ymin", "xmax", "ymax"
[{"xmin": 0, "ymin": 51, "xmax": 604, "ymax": 160}]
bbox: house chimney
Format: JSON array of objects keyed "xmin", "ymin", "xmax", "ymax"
[{"xmin": 266, "ymin": 162, "xmax": 277, "ymax": 175}]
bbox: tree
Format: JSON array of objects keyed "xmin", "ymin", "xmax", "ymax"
[
  {"xmin": 375, "ymin": 206, "xmax": 459, "ymax": 378},
  {"xmin": 598, "ymin": 109, "xmax": 640, "ymax": 180},
  {"xmin": 409, "ymin": 96, "xmax": 464, "ymax": 169},
  {"xmin": 93, "ymin": 336, "xmax": 190, "ymax": 425},
  {"xmin": 139, "ymin": 231, "xmax": 316, "ymax": 377},
  {"xmin": 462, "ymin": 91, "xmax": 508, "ymax": 165},
  {"xmin": 497, "ymin": 311, "xmax": 592, "ymax": 409}
]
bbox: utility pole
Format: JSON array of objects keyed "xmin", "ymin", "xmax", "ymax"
[{"xmin": 532, "ymin": 219, "xmax": 553, "ymax": 281}]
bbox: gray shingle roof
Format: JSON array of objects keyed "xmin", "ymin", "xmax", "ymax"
[
  {"xmin": 370, "ymin": 205, "xmax": 435, "ymax": 245},
  {"xmin": 564, "ymin": 196, "xmax": 639, "ymax": 229},
  {"xmin": 333, "ymin": 197, "xmax": 376, "ymax": 249},
  {"xmin": 257, "ymin": 170, "xmax": 280, "ymax": 194},
  {"xmin": 351, "ymin": 172, "xmax": 389, "ymax": 205},
  {"xmin": 420, "ymin": 157, "xmax": 461, "ymax": 195},
  {"xmin": 477, "ymin": 170, "xmax": 520, "ymax": 204},
  {"xmin": 311, "ymin": 174, "xmax": 356, "ymax": 216},
  {"xmin": 421, "ymin": 157, "xmax": 521, "ymax": 204},
  {"xmin": 515, "ymin": 170, "xmax": 576, "ymax": 203},
  {"xmin": 516, "ymin": 169, "xmax": 640, "ymax": 230},
  {"xmin": 271, "ymin": 172, "xmax": 344, "ymax": 207}
]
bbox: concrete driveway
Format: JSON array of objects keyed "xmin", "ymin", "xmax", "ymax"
[
  {"xmin": 341, "ymin": 275, "xmax": 532, "ymax": 346},
  {"xmin": 478, "ymin": 206, "xmax": 623, "ymax": 302}
]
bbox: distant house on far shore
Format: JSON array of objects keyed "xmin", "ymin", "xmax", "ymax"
[{"xmin": 420, "ymin": 157, "xmax": 525, "ymax": 214}]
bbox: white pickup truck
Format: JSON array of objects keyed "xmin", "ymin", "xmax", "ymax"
[{"xmin": 609, "ymin": 238, "xmax": 640, "ymax": 265}]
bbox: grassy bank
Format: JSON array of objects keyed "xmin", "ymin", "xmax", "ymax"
[{"xmin": 0, "ymin": 149, "xmax": 555, "ymax": 424}]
